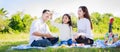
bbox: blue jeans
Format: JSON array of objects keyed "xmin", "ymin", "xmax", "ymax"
[
  {"xmin": 31, "ymin": 37, "xmax": 59, "ymax": 47},
  {"xmin": 47, "ymin": 37, "xmax": 59, "ymax": 45},
  {"xmin": 59, "ymin": 39, "xmax": 72, "ymax": 46},
  {"xmin": 31, "ymin": 39, "xmax": 52, "ymax": 47}
]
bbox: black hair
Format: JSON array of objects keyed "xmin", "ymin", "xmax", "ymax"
[
  {"xmin": 42, "ymin": 9, "xmax": 50, "ymax": 14},
  {"xmin": 79, "ymin": 6, "xmax": 93, "ymax": 29},
  {"xmin": 62, "ymin": 14, "xmax": 72, "ymax": 27}
]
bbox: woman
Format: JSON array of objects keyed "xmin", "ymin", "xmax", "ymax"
[{"xmin": 73, "ymin": 6, "xmax": 94, "ymax": 45}]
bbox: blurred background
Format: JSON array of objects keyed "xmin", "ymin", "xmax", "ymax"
[{"xmin": 0, "ymin": 0, "xmax": 120, "ymax": 51}]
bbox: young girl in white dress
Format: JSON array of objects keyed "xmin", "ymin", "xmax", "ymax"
[{"xmin": 50, "ymin": 13, "xmax": 73, "ymax": 46}]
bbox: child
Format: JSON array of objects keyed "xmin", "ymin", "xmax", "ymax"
[
  {"xmin": 73, "ymin": 6, "xmax": 94, "ymax": 45},
  {"xmin": 50, "ymin": 13, "xmax": 73, "ymax": 46}
]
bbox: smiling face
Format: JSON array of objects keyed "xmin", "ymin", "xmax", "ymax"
[
  {"xmin": 78, "ymin": 8, "xmax": 85, "ymax": 18},
  {"xmin": 62, "ymin": 15, "xmax": 70, "ymax": 24},
  {"xmin": 42, "ymin": 11, "xmax": 51, "ymax": 22}
]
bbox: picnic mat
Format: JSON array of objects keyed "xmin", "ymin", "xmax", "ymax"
[
  {"xmin": 11, "ymin": 44, "xmax": 46, "ymax": 50},
  {"xmin": 11, "ymin": 40, "xmax": 120, "ymax": 50}
]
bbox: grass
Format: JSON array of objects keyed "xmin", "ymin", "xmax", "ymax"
[{"xmin": 0, "ymin": 33, "xmax": 120, "ymax": 52}]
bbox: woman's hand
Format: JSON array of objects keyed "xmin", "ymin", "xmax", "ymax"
[{"xmin": 73, "ymin": 33, "xmax": 80, "ymax": 39}]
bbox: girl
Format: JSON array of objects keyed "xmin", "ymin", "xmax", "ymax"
[
  {"xmin": 73, "ymin": 6, "xmax": 94, "ymax": 45},
  {"xmin": 50, "ymin": 13, "xmax": 73, "ymax": 46}
]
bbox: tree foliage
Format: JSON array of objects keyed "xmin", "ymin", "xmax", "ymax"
[{"xmin": 0, "ymin": 8, "xmax": 120, "ymax": 35}]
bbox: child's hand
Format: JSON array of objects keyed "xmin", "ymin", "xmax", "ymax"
[{"xmin": 72, "ymin": 38, "xmax": 76, "ymax": 42}]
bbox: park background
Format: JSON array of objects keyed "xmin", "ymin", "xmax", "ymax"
[{"xmin": 0, "ymin": 0, "xmax": 120, "ymax": 52}]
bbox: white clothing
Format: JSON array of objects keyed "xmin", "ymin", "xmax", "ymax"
[
  {"xmin": 77, "ymin": 18, "xmax": 93, "ymax": 39},
  {"xmin": 29, "ymin": 18, "xmax": 51, "ymax": 45},
  {"xmin": 51, "ymin": 20, "xmax": 73, "ymax": 41}
]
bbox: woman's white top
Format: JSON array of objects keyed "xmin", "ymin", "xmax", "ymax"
[
  {"xmin": 77, "ymin": 18, "xmax": 93, "ymax": 39},
  {"xmin": 51, "ymin": 20, "xmax": 73, "ymax": 41}
]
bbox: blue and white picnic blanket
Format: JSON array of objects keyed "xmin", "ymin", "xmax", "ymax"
[
  {"xmin": 11, "ymin": 44, "xmax": 91, "ymax": 50},
  {"xmin": 11, "ymin": 44, "xmax": 46, "ymax": 50},
  {"xmin": 11, "ymin": 40, "xmax": 120, "ymax": 50},
  {"xmin": 94, "ymin": 40, "xmax": 120, "ymax": 48}
]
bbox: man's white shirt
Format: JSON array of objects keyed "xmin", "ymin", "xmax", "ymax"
[{"xmin": 29, "ymin": 18, "xmax": 51, "ymax": 45}]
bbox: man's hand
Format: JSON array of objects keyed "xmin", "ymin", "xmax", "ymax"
[
  {"xmin": 32, "ymin": 32, "xmax": 43, "ymax": 36},
  {"xmin": 44, "ymin": 34, "xmax": 52, "ymax": 38},
  {"xmin": 32, "ymin": 32, "xmax": 53, "ymax": 38}
]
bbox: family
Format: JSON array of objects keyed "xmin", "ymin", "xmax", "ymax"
[{"xmin": 29, "ymin": 6, "xmax": 94, "ymax": 47}]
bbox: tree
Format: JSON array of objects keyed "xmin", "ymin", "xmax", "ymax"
[
  {"xmin": 0, "ymin": 8, "xmax": 10, "ymax": 33},
  {"xmin": 0, "ymin": 8, "xmax": 8, "ymax": 18},
  {"xmin": 22, "ymin": 14, "xmax": 34, "ymax": 32},
  {"xmin": 9, "ymin": 11, "xmax": 24, "ymax": 32},
  {"xmin": 91, "ymin": 12, "xmax": 101, "ymax": 25}
]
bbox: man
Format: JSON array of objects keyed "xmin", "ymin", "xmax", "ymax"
[{"xmin": 29, "ymin": 9, "xmax": 58, "ymax": 47}]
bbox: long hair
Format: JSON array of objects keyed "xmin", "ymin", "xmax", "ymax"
[
  {"xmin": 79, "ymin": 6, "xmax": 93, "ymax": 29},
  {"xmin": 62, "ymin": 14, "xmax": 72, "ymax": 27}
]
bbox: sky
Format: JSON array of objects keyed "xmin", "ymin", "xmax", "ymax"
[{"xmin": 0, "ymin": 0, "xmax": 120, "ymax": 18}]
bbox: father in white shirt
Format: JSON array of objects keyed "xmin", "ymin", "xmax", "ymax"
[{"xmin": 29, "ymin": 9, "xmax": 58, "ymax": 47}]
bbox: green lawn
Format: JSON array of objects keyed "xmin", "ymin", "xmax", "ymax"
[{"xmin": 0, "ymin": 33, "xmax": 120, "ymax": 52}]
